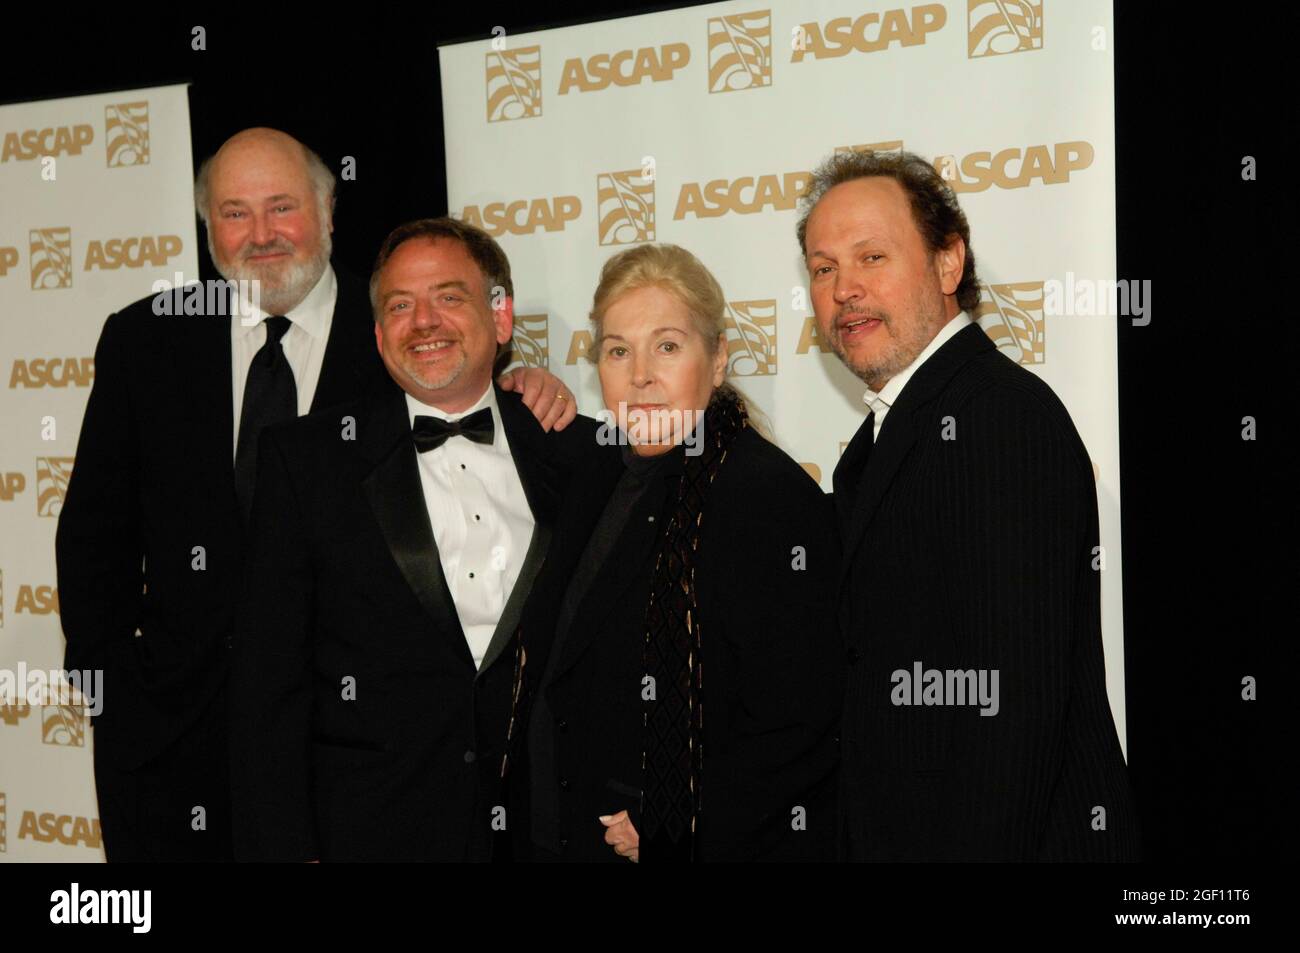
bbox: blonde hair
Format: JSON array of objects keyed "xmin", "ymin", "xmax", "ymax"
[{"xmin": 588, "ymin": 243, "xmax": 771, "ymax": 438}]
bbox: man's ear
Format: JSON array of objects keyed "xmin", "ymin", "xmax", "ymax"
[
  {"xmin": 493, "ymin": 291, "xmax": 515, "ymax": 345},
  {"xmin": 936, "ymin": 236, "xmax": 965, "ymax": 297},
  {"xmin": 321, "ymin": 194, "xmax": 335, "ymax": 235},
  {"xmin": 373, "ymin": 317, "xmax": 384, "ymax": 355}
]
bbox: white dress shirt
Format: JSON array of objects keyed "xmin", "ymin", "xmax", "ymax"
[
  {"xmin": 863, "ymin": 311, "xmax": 973, "ymax": 443},
  {"xmin": 406, "ymin": 383, "xmax": 536, "ymax": 669},
  {"xmin": 230, "ymin": 264, "xmax": 337, "ymax": 458}
]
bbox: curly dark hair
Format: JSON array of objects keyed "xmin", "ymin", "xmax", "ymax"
[
  {"xmin": 369, "ymin": 216, "xmax": 513, "ymax": 319},
  {"xmin": 796, "ymin": 150, "xmax": 980, "ymax": 314}
]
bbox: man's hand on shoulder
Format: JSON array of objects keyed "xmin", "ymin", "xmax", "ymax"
[{"xmin": 497, "ymin": 367, "xmax": 577, "ymax": 432}]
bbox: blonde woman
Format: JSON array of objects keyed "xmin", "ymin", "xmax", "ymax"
[{"xmin": 518, "ymin": 244, "xmax": 842, "ymax": 862}]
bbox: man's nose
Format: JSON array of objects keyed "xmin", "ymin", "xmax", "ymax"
[
  {"xmin": 833, "ymin": 266, "xmax": 864, "ymax": 305},
  {"xmin": 412, "ymin": 299, "xmax": 442, "ymax": 329},
  {"xmin": 249, "ymin": 212, "xmax": 276, "ymax": 247}
]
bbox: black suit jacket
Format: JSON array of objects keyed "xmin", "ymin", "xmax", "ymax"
[
  {"xmin": 55, "ymin": 267, "xmax": 390, "ymax": 769},
  {"xmin": 525, "ymin": 427, "xmax": 844, "ymax": 862},
  {"xmin": 835, "ymin": 321, "xmax": 1140, "ymax": 861},
  {"xmin": 227, "ymin": 385, "xmax": 601, "ymax": 862}
]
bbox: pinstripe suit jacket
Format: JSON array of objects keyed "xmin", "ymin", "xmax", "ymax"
[{"xmin": 834, "ymin": 322, "xmax": 1140, "ymax": 861}]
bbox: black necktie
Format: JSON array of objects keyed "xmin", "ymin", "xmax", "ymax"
[
  {"xmin": 412, "ymin": 407, "xmax": 495, "ymax": 453},
  {"xmin": 235, "ymin": 316, "xmax": 297, "ymax": 523}
]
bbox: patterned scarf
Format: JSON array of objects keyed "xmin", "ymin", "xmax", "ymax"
[{"xmin": 639, "ymin": 386, "xmax": 749, "ymax": 861}]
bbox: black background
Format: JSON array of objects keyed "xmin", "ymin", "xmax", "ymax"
[{"xmin": 0, "ymin": 2, "xmax": 1284, "ymax": 867}]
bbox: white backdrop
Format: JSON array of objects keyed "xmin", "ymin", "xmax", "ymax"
[
  {"xmin": 439, "ymin": 0, "xmax": 1127, "ymax": 746},
  {"xmin": 0, "ymin": 84, "xmax": 197, "ymax": 861}
]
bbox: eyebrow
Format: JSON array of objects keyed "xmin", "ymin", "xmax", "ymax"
[
  {"xmin": 602, "ymin": 326, "xmax": 689, "ymax": 340},
  {"xmin": 217, "ymin": 194, "xmax": 300, "ymax": 209},
  {"xmin": 807, "ymin": 237, "xmax": 890, "ymax": 261},
  {"xmin": 380, "ymin": 279, "xmax": 474, "ymax": 303}
]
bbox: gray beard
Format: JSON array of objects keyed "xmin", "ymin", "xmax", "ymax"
[
  {"xmin": 210, "ymin": 230, "xmax": 332, "ymax": 316},
  {"xmin": 835, "ymin": 296, "xmax": 947, "ymax": 392}
]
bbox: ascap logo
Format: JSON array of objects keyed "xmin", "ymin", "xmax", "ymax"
[
  {"xmin": 35, "ymin": 457, "xmax": 74, "ymax": 518},
  {"xmin": 707, "ymin": 10, "xmax": 771, "ymax": 92},
  {"xmin": 43, "ymin": 705, "xmax": 85, "ymax": 747},
  {"xmin": 19, "ymin": 810, "xmax": 101, "ymax": 849},
  {"xmin": 0, "ymin": 702, "xmax": 32, "ymax": 726},
  {"xmin": 975, "ymin": 281, "xmax": 1045, "ymax": 364},
  {"xmin": 559, "ymin": 43, "xmax": 689, "ymax": 94},
  {"xmin": 486, "ymin": 46, "xmax": 542, "ymax": 121},
  {"xmin": 0, "ymin": 474, "xmax": 21, "ymax": 505},
  {"xmin": 0, "ymin": 246, "xmax": 18, "ymax": 276},
  {"xmin": 30, "ymin": 227, "xmax": 72, "ymax": 289},
  {"xmin": 84, "ymin": 235, "xmax": 182, "ymax": 270},
  {"xmin": 724, "ymin": 300, "xmax": 777, "ymax": 375},
  {"xmin": 105, "ymin": 101, "xmax": 150, "ymax": 166},
  {"xmin": 503, "ymin": 313, "xmax": 548, "ymax": 370},
  {"xmin": 1, "ymin": 124, "xmax": 93, "ymax": 162},
  {"xmin": 460, "ymin": 197, "xmax": 580, "ymax": 236},
  {"xmin": 933, "ymin": 141, "xmax": 1093, "ymax": 193},
  {"xmin": 792, "ymin": 4, "xmax": 946, "ymax": 61},
  {"xmin": 9, "ymin": 358, "xmax": 95, "ymax": 388},
  {"xmin": 835, "ymin": 139, "xmax": 904, "ymax": 157},
  {"xmin": 795, "ymin": 316, "xmax": 830, "ymax": 354},
  {"xmin": 16, "ymin": 585, "xmax": 59, "ymax": 616},
  {"xmin": 597, "ymin": 169, "xmax": 656, "ymax": 245},
  {"xmin": 799, "ymin": 462, "xmax": 822, "ymax": 484},
  {"xmin": 968, "ymin": 0, "xmax": 1042, "ymax": 58},
  {"xmin": 674, "ymin": 171, "xmax": 809, "ymax": 220}
]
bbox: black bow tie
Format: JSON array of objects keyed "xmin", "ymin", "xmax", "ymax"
[{"xmin": 412, "ymin": 407, "xmax": 495, "ymax": 453}]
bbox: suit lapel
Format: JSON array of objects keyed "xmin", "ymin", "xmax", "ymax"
[
  {"xmin": 548, "ymin": 532, "xmax": 651, "ymax": 686},
  {"xmin": 180, "ymin": 283, "xmax": 238, "ymax": 521},
  {"xmin": 836, "ymin": 408, "xmax": 918, "ymax": 588},
  {"xmin": 478, "ymin": 386, "xmax": 565, "ymax": 676},
  {"xmin": 359, "ymin": 390, "xmax": 472, "ymax": 667},
  {"xmin": 546, "ymin": 461, "xmax": 668, "ymax": 688},
  {"xmin": 832, "ymin": 412, "xmax": 874, "ymax": 526},
  {"xmin": 836, "ymin": 322, "xmax": 996, "ymax": 586}
]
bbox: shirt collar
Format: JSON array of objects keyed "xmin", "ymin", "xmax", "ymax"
[
  {"xmin": 405, "ymin": 380, "xmax": 502, "ymax": 449},
  {"xmin": 863, "ymin": 311, "xmax": 973, "ymax": 414},
  {"xmin": 234, "ymin": 263, "xmax": 336, "ymax": 342}
]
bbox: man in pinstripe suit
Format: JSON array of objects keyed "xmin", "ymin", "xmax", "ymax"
[{"xmin": 798, "ymin": 149, "xmax": 1139, "ymax": 861}]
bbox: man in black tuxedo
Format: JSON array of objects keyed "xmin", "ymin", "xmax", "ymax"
[
  {"xmin": 227, "ymin": 217, "xmax": 599, "ymax": 862},
  {"xmin": 799, "ymin": 150, "xmax": 1140, "ymax": 861},
  {"xmin": 55, "ymin": 129, "xmax": 575, "ymax": 862}
]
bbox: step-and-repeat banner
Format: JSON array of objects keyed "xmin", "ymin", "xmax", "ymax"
[
  {"xmin": 440, "ymin": 0, "xmax": 1127, "ymax": 743},
  {"xmin": 0, "ymin": 84, "xmax": 197, "ymax": 861}
]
